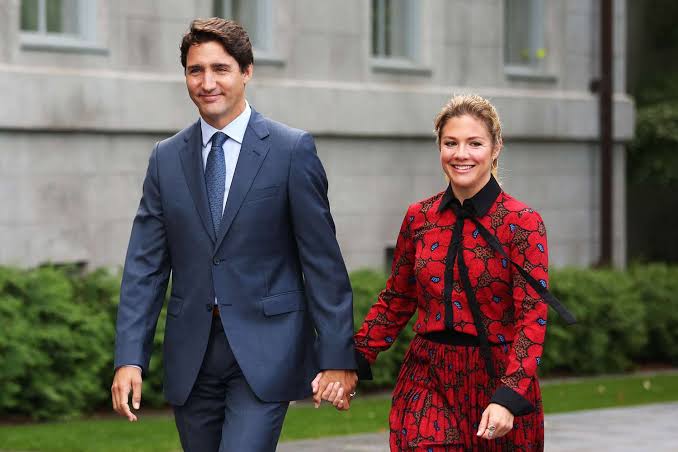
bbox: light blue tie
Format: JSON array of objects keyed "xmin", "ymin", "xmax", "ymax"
[{"xmin": 205, "ymin": 132, "xmax": 227, "ymax": 234}]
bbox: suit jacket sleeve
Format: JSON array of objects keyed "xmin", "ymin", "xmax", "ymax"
[
  {"xmin": 114, "ymin": 143, "xmax": 171, "ymax": 374},
  {"xmin": 288, "ymin": 132, "xmax": 357, "ymax": 370}
]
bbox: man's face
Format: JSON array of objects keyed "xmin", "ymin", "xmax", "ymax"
[{"xmin": 185, "ymin": 41, "xmax": 252, "ymax": 129}]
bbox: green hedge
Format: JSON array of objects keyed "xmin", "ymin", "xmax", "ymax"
[
  {"xmin": 630, "ymin": 264, "xmax": 678, "ymax": 364},
  {"xmin": 0, "ymin": 266, "xmax": 167, "ymax": 420},
  {"xmin": 0, "ymin": 264, "xmax": 677, "ymax": 420},
  {"xmin": 541, "ymin": 268, "xmax": 647, "ymax": 374}
]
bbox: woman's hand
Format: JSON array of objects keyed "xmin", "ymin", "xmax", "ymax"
[{"xmin": 477, "ymin": 403, "xmax": 514, "ymax": 440}]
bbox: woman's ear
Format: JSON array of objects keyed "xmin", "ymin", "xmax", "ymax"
[{"xmin": 492, "ymin": 140, "xmax": 503, "ymax": 160}]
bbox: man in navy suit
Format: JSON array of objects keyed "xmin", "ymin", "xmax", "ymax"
[{"xmin": 111, "ymin": 18, "xmax": 357, "ymax": 451}]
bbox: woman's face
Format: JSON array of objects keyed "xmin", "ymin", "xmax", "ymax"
[{"xmin": 439, "ymin": 114, "xmax": 501, "ymax": 201}]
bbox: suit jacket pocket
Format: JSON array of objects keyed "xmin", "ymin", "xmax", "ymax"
[
  {"xmin": 167, "ymin": 296, "xmax": 184, "ymax": 317},
  {"xmin": 243, "ymin": 185, "xmax": 279, "ymax": 204},
  {"xmin": 261, "ymin": 290, "xmax": 306, "ymax": 316}
]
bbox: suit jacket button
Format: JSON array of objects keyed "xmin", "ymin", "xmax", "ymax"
[
  {"xmin": 213, "ymin": 258, "xmax": 221, "ymax": 265},
  {"xmin": 206, "ymin": 303, "xmax": 213, "ymax": 312}
]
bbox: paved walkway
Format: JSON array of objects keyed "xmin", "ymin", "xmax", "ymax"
[{"xmin": 277, "ymin": 402, "xmax": 678, "ymax": 451}]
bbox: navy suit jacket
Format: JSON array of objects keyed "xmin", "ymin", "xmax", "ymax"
[{"xmin": 114, "ymin": 108, "xmax": 356, "ymax": 405}]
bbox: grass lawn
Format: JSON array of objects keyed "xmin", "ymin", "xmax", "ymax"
[{"xmin": 1, "ymin": 373, "xmax": 677, "ymax": 451}]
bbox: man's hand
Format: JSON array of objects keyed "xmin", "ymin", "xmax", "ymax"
[
  {"xmin": 311, "ymin": 370, "xmax": 358, "ymax": 410},
  {"xmin": 477, "ymin": 403, "xmax": 514, "ymax": 440},
  {"xmin": 111, "ymin": 366, "xmax": 143, "ymax": 421}
]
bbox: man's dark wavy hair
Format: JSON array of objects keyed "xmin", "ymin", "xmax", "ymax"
[{"xmin": 180, "ymin": 17, "xmax": 253, "ymax": 72}]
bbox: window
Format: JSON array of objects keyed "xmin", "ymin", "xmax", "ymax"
[
  {"xmin": 20, "ymin": 0, "xmax": 98, "ymax": 50},
  {"xmin": 504, "ymin": 0, "xmax": 547, "ymax": 72},
  {"xmin": 215, "ymin": 0, "xmax": 273, "ymax": 53},
  {"xmin": 371, "ymin": 0, "xmax": 419, "ymax": 62}
]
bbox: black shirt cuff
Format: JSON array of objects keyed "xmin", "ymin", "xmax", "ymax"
[
  {"xmin": 355, "ymin": 350, "xmax": 373, "ymax": 380},
  {"xmin": 490, "ymin": 385, "xmax": 535, "ymax": 416}
]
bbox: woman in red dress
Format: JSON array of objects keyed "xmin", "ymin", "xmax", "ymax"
[{"xmin": 349, "ymin": 95, "xmax": 574, "ymax": 451}]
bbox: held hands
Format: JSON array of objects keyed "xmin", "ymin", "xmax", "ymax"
[
  {"xmin": 477, "ymin": 403, "xmax": 514, "ymax": 440},
  {"xmin": 111, "ymin": 366, "xmax": 143, "ymax": 422},
  {"xmin": 311, "ymin": 370, "xmax": 358, "ymax": 411}
]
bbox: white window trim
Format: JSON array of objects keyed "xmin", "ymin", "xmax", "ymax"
[
  {"xmin": 504, "ymin": 65, "xmax": 556, "ymax": 81},
  {"xmin": 253, "ymin": 51, "xmax": 285, "ymax": 66},
  {"xmin": 370, "ymin": 57, "xmax": 431, "ymax": 76},
  {"xmin": 20, "ymin": 0, "xmax": 105, "ymax": 53}
]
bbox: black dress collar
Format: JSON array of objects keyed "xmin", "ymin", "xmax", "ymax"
[{"xmin": 438, "ymin": 175, "xmax": 501, "ymax": 217}]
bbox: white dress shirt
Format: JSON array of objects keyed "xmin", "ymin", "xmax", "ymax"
[{"xmin": 200, "ymin": 101, "xmax": 252, "ymax": 213}]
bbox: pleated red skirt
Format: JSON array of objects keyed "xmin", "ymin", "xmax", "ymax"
[{"xmin": 389, "ymin": 335, "xmax": 544, "ymax": 451}]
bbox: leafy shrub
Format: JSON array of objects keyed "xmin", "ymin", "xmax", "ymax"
[
  {"xmin": 629, "ymin": 263, "xmax": 678, "ymax": 364},
  {"xmin": 542, "ymin": 268, "xmax": 647, "ymax": 375},
  {"xmin": 0, "ymin": 266, "xmax": 164, "ymax": 420},
  {"xmin": 0, "ymin": 266, "xmax": 116, "ymax": 419}
]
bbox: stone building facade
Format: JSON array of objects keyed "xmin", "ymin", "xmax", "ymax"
[{"xmin": 0, "ymin": 0, "xmax": 634, "ymax": 270}]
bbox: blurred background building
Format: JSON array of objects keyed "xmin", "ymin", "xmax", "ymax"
[{"xmin": 0, "ymin": 0, "xmax": 634, "ymax": 271}]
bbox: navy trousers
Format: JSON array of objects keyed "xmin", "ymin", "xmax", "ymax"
[{"xmin": 173, "ymin": 315, "xmax": 289, "ymax": 452}]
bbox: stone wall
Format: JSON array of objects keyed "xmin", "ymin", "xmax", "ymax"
[{"xmin": 0, "ymin": 0, "xmax": 634, "ymax": 269}]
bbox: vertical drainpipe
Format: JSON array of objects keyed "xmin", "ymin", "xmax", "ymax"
[{"xmin": 600, "ymin": 0, "xmax": 613, "ymax": 266}]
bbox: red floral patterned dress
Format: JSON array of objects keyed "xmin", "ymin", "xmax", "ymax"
[{"xmin": 354, "ymin": 176, "xmax": 574, "ymax": 451}]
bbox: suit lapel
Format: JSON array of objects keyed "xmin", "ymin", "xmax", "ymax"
[
  {"xmin": 214, "ymin": 109, "xmax": 270, "ymax": 252},
  {"xmin": 179, "ymin": 121, "xmax": 217, "ymax": 243}
]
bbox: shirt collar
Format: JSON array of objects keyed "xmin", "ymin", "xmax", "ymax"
[
  {"xmin": 438, "ymin": 174, "xmax": 501, "ymax": 217},
  {"xmin": 200, "ymin": 100, "xmax": 252, "ymax": 147}
]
